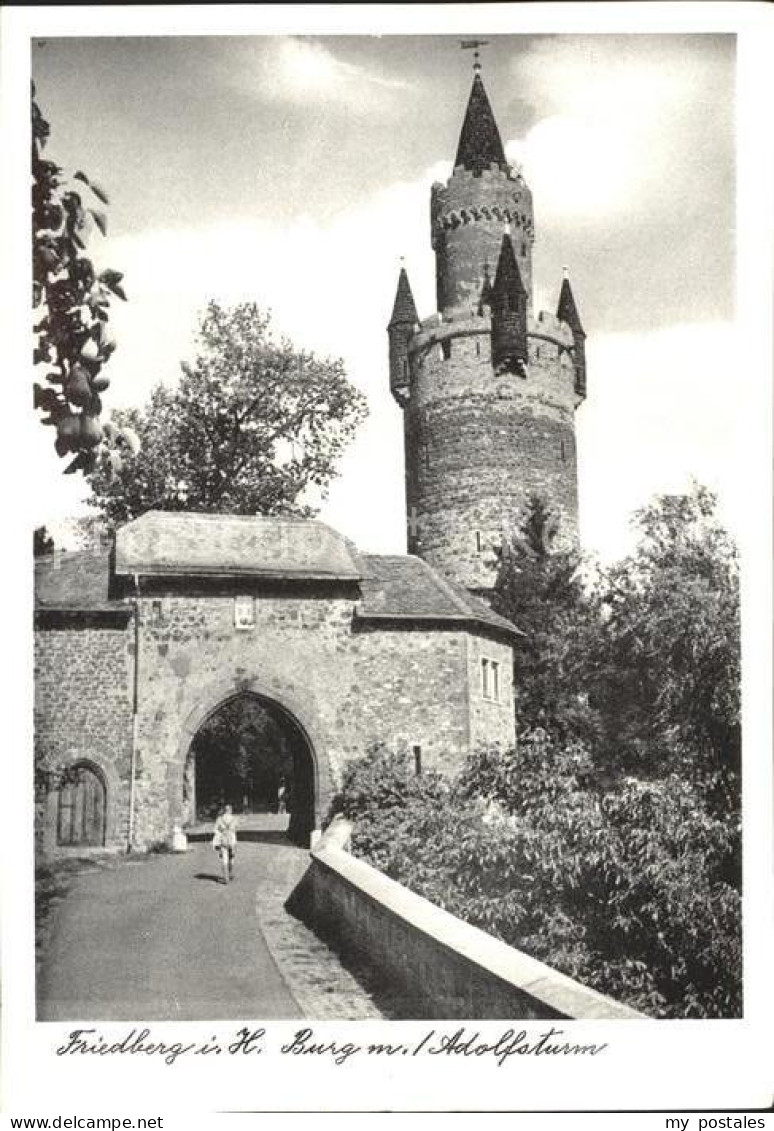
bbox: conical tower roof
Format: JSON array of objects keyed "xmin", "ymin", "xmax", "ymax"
[
  {"xmin": 557, "ymin": 276, "xmax": 585, "ymax": 336},
  {"xmin": 388, "ymin": 267, "xmax": 419, "ymax": 328},
  {"xmin": 492, "ymin": 234, "xmax": 526, "ymax": 299},
  {"xmin": 454, "ymin": 73, "xmax": 508, "ymax": 176}
]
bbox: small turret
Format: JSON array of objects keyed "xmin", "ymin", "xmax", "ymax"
[
  {"xmin": 388, "ymin": 267, "xmax": 419, "ymax": 406},
  {"xmin": 557, "ymin": 273, "xmax": 587, "ymax": 398},
  {"xmin": 490, "ymin": 233, "xmax": 527, "ymax": 374}
]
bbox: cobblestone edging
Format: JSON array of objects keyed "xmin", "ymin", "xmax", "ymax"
[{"xmin": 252, "ymin": 843, "xmax": 385, "ymax": 1020}]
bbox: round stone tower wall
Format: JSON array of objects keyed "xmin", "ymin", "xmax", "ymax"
[
  {"xmin": 404, "ymin": 315, "xmax": 579, "ymax": 591},
  {"xmin": 431, "ymin": 167, "xmax": 534, "ymax": 316}
]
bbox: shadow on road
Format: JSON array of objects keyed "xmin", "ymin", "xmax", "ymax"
[{"xmin": 193, "ymin": 871, "xmax": 223, "ymax": 883}]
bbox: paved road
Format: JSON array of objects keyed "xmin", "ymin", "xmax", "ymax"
[{"xmin": 38, "ymin": 838, "xmax": 304, "ymax": 1021}]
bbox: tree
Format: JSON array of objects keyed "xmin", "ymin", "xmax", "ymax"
[
  {"xmin": 86, "ymin": 302, "xmax": 368, "ymax": 526},
  {"xmin": 190, "ymin": 698, "xmax": 294, "ymax": 818},
  {"xmin": 32, "ymin": 86, "xmax": 131, "ymax": 474},
  {"xmin": 491, "ymin": 496, "xmax": 600, "ymax": 743},
  {"xmin": 331, "ymin": 484, "xmax": 742, "ymax": 1017},
  {"xmin": 33, "ymin": 526, "xmax": 55, "ymax": 557},
  {"xmin": 591, "ymin": 484, "xmax": 740, "ymax": 787}
]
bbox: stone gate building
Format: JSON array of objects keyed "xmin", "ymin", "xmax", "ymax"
[
  {"xmin": 34, "ymin": 63, "xmax": 586, "ymax": 853},
  {"xmin": 35, "ymin": 513, "xmax": 518, "ymax": 850}
]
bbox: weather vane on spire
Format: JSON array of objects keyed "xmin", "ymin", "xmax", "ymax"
[{"xmin": 460, "ymin": 39, "xmax": 489, "ymax": 72}]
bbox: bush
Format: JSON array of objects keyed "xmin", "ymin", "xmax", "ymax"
[{"xmin": 334, "ymin": 741, "xmax": 742, "ymax": 1018}]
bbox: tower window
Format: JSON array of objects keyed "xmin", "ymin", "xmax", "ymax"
[
  {"xmin": 481, "ymin": 658, "xmax": 500, "ymax": 702},
  {"xmin": 441, "ymin": 340, "xmax": 452, "ymax": 361},
  {"xmin": 475, "ymin": 531, "xmax": 482, "ymax": 553},
  {"xmin": 475, "ymin": 338, "xmax": 481, "ymax": 357},
  {"xmin": 561, "ymin": 439, "xmax": 566, "ymax": 463},
  {"xmin": 521, "ymin": 242, "xmax": 526, "ymax": 256}
]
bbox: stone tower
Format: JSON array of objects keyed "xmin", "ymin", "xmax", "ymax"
[{"xmin": 388, "ymin": 66, "xmax": 587, "ymax": 594}]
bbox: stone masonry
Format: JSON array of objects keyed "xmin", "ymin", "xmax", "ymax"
[
  {"xmin": 34, "ymin": 615, "xmax": 133, "ymax": 854},
  {"xmin": 34, "ymin": 514, "xmax": 517, "ymax": 852},
  {"xmin": 389, "ymin": 69, "xmax": 587, "ymax": 592}
]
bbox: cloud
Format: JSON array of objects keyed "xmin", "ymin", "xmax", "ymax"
[
  {"xmin": 233, "ymin": 37, "xmax": 411, "ymax": 111},
  {"xmin": 505, "ymin": 36, "xmax": 731, "ymax": 225},
  {"xmin": 506, "ymin": 116, "xmax": 639, "ymax": 223},
  {"xmin": 578, "ymin": 322, "xmax": 742, "ymax": 560}
]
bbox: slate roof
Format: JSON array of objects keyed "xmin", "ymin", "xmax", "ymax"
[
  {"xmin": 388, "ymin": 267, "xmax": 419, "ymax": 328},
  {"xmin": 454, "ymin": 73, "xmax": 509, "ymax": 176},
  {"xmin": 493, "ymin": 233, "xmax": 526, "ymax": 299},
  {"xmin": 34, "ymin": 520, "xmax": 522, "ymax": 642},
  {"xmin": 356, "ymin": 554, "xmax": 522, "ymax": 641},
  {"xmin": 114, "ymin": 511, "xmax": 362, "ymax": 580},
  {"xmin": 557, "ymin": 276, "xmax": 585, "ymax": 336}
]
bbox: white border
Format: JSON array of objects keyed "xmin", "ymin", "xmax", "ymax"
[{"xmin": 2, "ymin": 3, "xmax": 772, "ymax": 1117}]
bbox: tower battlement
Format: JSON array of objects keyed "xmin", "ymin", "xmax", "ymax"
[
  {"xmin": 387, "ymin": 67, "xmax": 588, "ymax": 592},
  {"xmin": 407, "ymin": 313, "xmax": 574, "ymax": 367}
]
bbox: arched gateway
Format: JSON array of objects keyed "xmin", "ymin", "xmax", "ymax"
[
  {"xmin": 34, "ymin": 511, "xmax": 519, "ymax": 854},
  {"xmin": 179, "ymin": 683, "xmax": 331, "ymax": 845}
]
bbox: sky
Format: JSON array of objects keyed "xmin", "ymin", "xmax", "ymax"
[{"xmin": 29, "ymin": 31, "xmax": 739, "ymax": 560}]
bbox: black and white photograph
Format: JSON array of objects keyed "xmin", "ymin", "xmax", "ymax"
[{"xmin": 2, "ymin": 1, "xmax": 773, "ymax": 1119}]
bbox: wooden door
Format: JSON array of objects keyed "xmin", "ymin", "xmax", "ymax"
[{"xmin": 57, "ymin": 765, "xmax": 106, "ymax": 847}]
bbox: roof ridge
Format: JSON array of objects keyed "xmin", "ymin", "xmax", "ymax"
[
  {"xmin": 360, "ymin": 552, "xmax": 414, "ymax": 562},
  {"xmin": 138, "ymin": 510, "xmax": 323, "ymax": 525}
]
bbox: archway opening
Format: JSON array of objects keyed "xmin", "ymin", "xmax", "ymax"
[{"xmin": 184, "ymin": 692, "xmax": 315, "ymax": 845}]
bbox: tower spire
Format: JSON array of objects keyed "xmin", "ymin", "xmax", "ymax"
[
  {"xmin": 454, "ymin": 70, "xmax": 508, "ymax": 176},
  {"xmin": 387, "ymin": 265, "xmax": 418, "ymax": 407},
  {"xmin": 490, "ymin": 233, "xmax": 528, "ymax": 373},
  {"xmin": 557, "ymin": 272, "xmax": 587, "ymax": 398},
  {"xmin": 557, "ymin": 273, "xmax": 585, "ymax": 336},
  {"xmin": 388, "ymin": 264, "xmax": 419, "ymax": 328}
]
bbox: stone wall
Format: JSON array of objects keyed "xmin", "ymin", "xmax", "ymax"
[
  {"xmin": 466, "ymin": 634, "xmax": 516, "ymax": 752},
  {"xmin": 128, "ymin": 587, "xmax": 515, "ymax": 846},
  {"xmin": 346, "ymin": 624, "xmax": 472, "ymax": 774},
  {"xmin": 34, "ymin": 619, "xmax": 133, "ymax": 853},
  {"xmin": 431, "ymin": 167, "xmax": 534, "ymax": 314},
  {"xmin": 403, "ymin": 319, "xmax": 580, "ymax": 589},
  {"xmin": 302, "ymin": 821, "xmax": 643, "ymax": 1020}
]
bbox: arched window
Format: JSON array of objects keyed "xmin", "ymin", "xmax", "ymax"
[{"xmin": 57, "ymin": 762, "xmax": 107, "ymax": 847}]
